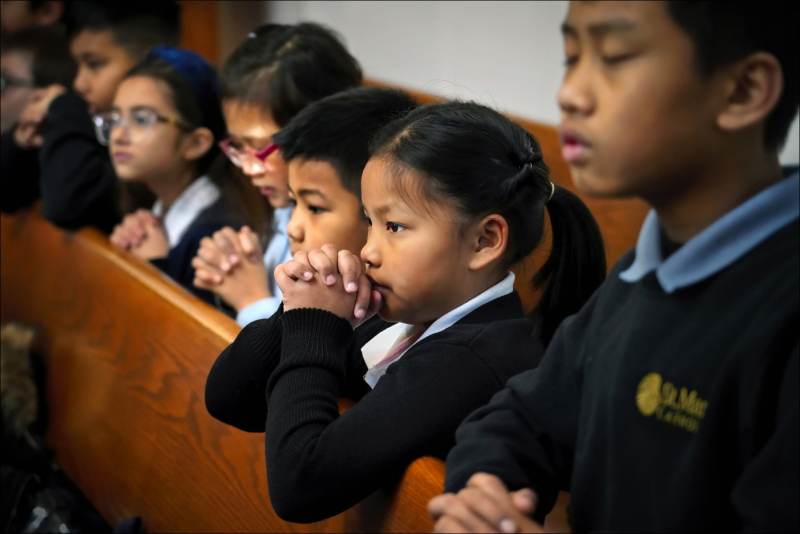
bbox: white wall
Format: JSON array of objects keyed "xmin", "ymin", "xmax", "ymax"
[{"xmin": 265, "ymin": 0, "xmax": 798, "ymax": 165}]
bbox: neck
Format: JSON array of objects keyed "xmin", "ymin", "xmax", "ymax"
[
  {"xmin": 144, "ymin": 167, "xmax": 198, "ymax": 213},
  {"xmin": 649, "ymin": 148, "xmax": 783, "ymax": 244}
]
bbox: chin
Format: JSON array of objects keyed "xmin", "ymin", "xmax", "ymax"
[{"xmin": 571, "ymin": 167, "xmax": 629, "ymax": 198}]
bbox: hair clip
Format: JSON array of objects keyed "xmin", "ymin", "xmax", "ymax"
[{"xmin": 547, "ymin": 181, "xmax": 556, "ymax": 202}]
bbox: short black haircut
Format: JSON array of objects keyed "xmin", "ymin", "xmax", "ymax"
[
  {"xmin": 667, "ymin": 1, "xmax": 799, "ymax": 149},
  {"xmin": 65, "ymin": 1, "xmax": 180, "ymax": 58},
  {"xmin": 274, "ymin": 87, "xmax": 417, "ymax": 196},
  {"xmin": 221, "ymin": 22, "xmax": 363, "ymax": 127},
  {"xmin": 1, "ymin": 26, "xmax": 76, "ymax": 87}
]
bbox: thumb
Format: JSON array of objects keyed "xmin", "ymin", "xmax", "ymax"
[{"xmin": 511, "ymin": 488, "xmax": 538, "ymax": 516}]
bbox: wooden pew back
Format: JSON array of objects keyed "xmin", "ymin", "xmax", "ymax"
[{"xmin": 1, "ymin": 211, "xmax": 443, "ymax": 532}]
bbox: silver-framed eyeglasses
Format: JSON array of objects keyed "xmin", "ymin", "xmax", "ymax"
[{"xmin": 92, "ymin": 107, "xmax": 190, "ymax": 145}]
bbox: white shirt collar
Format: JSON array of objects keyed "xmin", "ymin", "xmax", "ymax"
[
  {"xmin": 361, "ymin": 272, "xmax": 516, "ymax": 388},
  {"xmin": 151, "ymin": 176, "xmax": 220, "ymax": 247}
]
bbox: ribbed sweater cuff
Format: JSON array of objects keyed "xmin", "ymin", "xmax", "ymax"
[{"xmin": 280, "ymin": 308, "xmax": 353, "ymax": 372}]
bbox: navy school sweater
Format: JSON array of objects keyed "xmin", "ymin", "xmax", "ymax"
[
  {"xmin": 445, "ymin": 220, "xmax": 799, "ymax": 532},
  {"xmin": 205, "ymin": 292, "xmax": 543, "ymax": 522}
]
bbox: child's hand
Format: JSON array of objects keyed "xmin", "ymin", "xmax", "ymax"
[
  {"xmin": 428, "ymin": 473, "xmax": 543, "ymax": 533},
  {"xmin": 13, "ymin": 84, "xmax": 66, "ymax": 148},
  {"xmin": 192, "ymin": 226, "xmax": 261, "ymax": 284},
  {"xmin": 276, "ymin": 255, "xmax": 356, "ymax": 320},
  {"xmin": 130, "ymin": 213, "xmax": 169, "ymax": 260},
  {"xmin": 110, "ymin": 209, "xmax": 157, "ymax": 251},
  {"xmin": 277, "ymin": 245, "xmax": 381, "ymax": 326},
  {"xmin": 192, "ymin": 226, "xmax": 271, "ymax": 310}
]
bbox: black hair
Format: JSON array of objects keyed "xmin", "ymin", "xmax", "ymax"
[
  {"xmin": 221, "ymin": 22, "xmax": 363, "ymax": 127},
  {"xmin": 0, "ymin": 26, "xmax": 76, "ymax": 87},
  {"xmin": 124, "ymin": 48, "xmax": 225, "ymax": 177},
  {"xmin": 666, "ymin": 1, "xmax": 799, "ymax": 150},
  {"xmin": 65, "ymin": 1, "xmax": 180, "ymax": 58},
  {"xmin": 274, "ymin": 87, "xmax": 417, "ymax": 196},
  {"xmin": 370, "ymin": 102, "xmax": 607, "ymax": 345}
]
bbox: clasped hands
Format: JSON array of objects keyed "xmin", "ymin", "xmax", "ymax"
[
  {"xmin": 110, "ymin": 209, "xmax": 169, "ymax": 260},
  {"xmin": 275, "ymin": 244, "xmax": 382, "ymax": 326},
  {"xmin": 428, "ymin": 473, "xmax": 544, "ymax": 533}
]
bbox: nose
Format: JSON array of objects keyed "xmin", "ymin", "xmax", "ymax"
[
  {"xmin": 557, "ymin": 61, "xmax": 595, "ymax": 118},
  {"xmin": 240, "ymin": 157, "xmax": 267, "ymax": 177},
  {"xmin": 360, "ymin": 234, "xmax": 380, "ymax": 270},
  {"xmin": 73, "ymin": 66, "xmax": 90, "ymax": 99},
  {"xmin": 286, "ymin": 209, "xmax": 303, "ymax": 245},
  {"xmin": 109, "ymin": 118, "xmax": 130, "ymax": 145}
]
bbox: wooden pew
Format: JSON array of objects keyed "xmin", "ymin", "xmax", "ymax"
[{"xmin": 0, "ymin": 211, "xmax": 445, "ymax": 533}]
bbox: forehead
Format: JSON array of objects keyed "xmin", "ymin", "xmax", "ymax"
[
  {"xmin": 222, "ymin": 99, "xmax": 278, "ymax": 140},
  {"xmin": 362, "ymin": 157, "xmax": 449, "ymax": 220},
  {"xmin": 113, "ymin": 75, "xmax": 173, "ymax": 110},
  {"xmin": 70, "ymin": 29, "xmax": 129, "ymax": 59},
  {"xmin": 289, "ymin": 159, "xmax": 351, "ymax": 197},
  {"xmin": 565, "ymin": 1, "xmax": 671, "ymax": 35}
]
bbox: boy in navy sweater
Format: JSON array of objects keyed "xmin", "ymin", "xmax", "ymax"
[{"xmin": 430, "ymin": 2, "xmax": 799, "ymax": 532}]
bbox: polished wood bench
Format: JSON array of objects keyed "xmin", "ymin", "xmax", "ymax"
[{"xmin": 0, "ymin": 211, "xmax": 448, "ymax": 532}]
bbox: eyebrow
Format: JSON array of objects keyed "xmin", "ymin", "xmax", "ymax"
[
  {"xmin": 561, "ymin": 18, "xmax": 637, "ymax": 39},
  {"xmin": 297, "ymin": 188, "xmax": 326, "ymax": 200}
]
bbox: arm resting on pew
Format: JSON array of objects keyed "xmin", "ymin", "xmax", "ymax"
[{"xmin": 205, "ymin": 309, "xmax": 284, "ymax": 432}]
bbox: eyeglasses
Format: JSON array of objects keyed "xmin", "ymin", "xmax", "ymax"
[
  {"xmin": 92, "ymin": 108, "xmax": 189, "ymax": 145},
  {"xmin": 0, "ymin": 73, "xmax": 34, "ymax": 93},
  {"xmin": 218, "ymin": 138, "xmax": 279, "ymax": 173}
]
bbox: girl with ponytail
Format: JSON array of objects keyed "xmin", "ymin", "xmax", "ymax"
[{"xmin": 205, "ymin": 101, "xmax": 605, "ymax": 522}]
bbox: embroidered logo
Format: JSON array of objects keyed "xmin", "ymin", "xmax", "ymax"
[{"xmin": 636, "ymin": 372, "xmax": 708, "ymax": 433}]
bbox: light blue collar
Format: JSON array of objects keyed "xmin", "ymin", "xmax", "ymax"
[
  {"xmin": 272, "ymin": 206, "xmax": 293, "ymax": 235},
  {"xmin": 620, "ymin": 173, "xmax": 799, "ymax": 293}
]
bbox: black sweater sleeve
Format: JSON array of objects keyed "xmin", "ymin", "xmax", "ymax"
[
  {"xmin": 443, "ymin": 296, "xmax": 597, "ymax": 522},
  {"xmin": 1, "ymin": 131, "xmax": 40, "ymax": 213},
  {"xmin": 204, "ymin": 310, "xmax": 284, "ymax": 432},
  {"xmin": 265, "ymin": 308, "xmax": 507, "ymax": 523},
  {"xmin": 204, "ymin": 311, "xmax": 389, "ymax": 433},
  {"xmin": 38, "ymin": 92, "xmax": 119, "ymax": 233},
  {"xmin": 731, "ymin": 343, "xmax": 799, "ymax": 530}
]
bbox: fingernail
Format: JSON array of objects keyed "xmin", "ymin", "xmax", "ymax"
[
  {"xmin": 346, "ymin": 282, "xmax": 358, "ymax": 292},
  {"xmin": 354, "ymin": 307, "xmax": 365, "ymax": 319},
  {"xmin": 326, "ymin": 274, "xmax": 336, "ymax": 285},
  {"xmin": 229, "ymin": 255, "xmax": 238, "ymax": 264},
  {"xmin": 221, "ymin": 262, "xmax": 230, "ymax": 272},
  {"xmin": 303, "ymin": 271, "xmax": 313, "ymax": 280},
  {"xmin": 499, "ymin": 518, "xmax": 517, "ymax": 533}
]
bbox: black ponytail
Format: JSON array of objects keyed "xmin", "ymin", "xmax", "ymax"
[
  {"xmin": 534, "ymin": 186, "xmax": 606, "ymax": 345},
  {"xmin": 371, "ymin": 101, "xmax": 606, "ymax": 347}
]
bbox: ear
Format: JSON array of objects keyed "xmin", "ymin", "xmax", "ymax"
[
  {"xmin": 716, "ymin": 52, "xmax": 783, "ymax": 135},
  {"xmin": 467, "ymin": 214, "xmax": 509, "ymax": 271},
  {"xmin": 181, "ymin": 127, "xmax": 214, "ymax": 163}
]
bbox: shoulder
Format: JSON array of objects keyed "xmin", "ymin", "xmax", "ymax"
[
  {"xmin": 404, "ymin": 317, "xmax": 543, "ymax": 385},
  {"xmin": 192, "ymin": 195, "xmax": 246, "ymax": 231}
]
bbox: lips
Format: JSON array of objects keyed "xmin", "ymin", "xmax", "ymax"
[
  {"xmin": 112, "ymin": 151, "xmax": 132, "ymax": 163},
  {"xmin": 559, "ymin": 127, "xmax": 592, "ymax": 165},
  {"xmin": 366, "ymin": 274, "xmax": 390, "ymax": 293}
]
